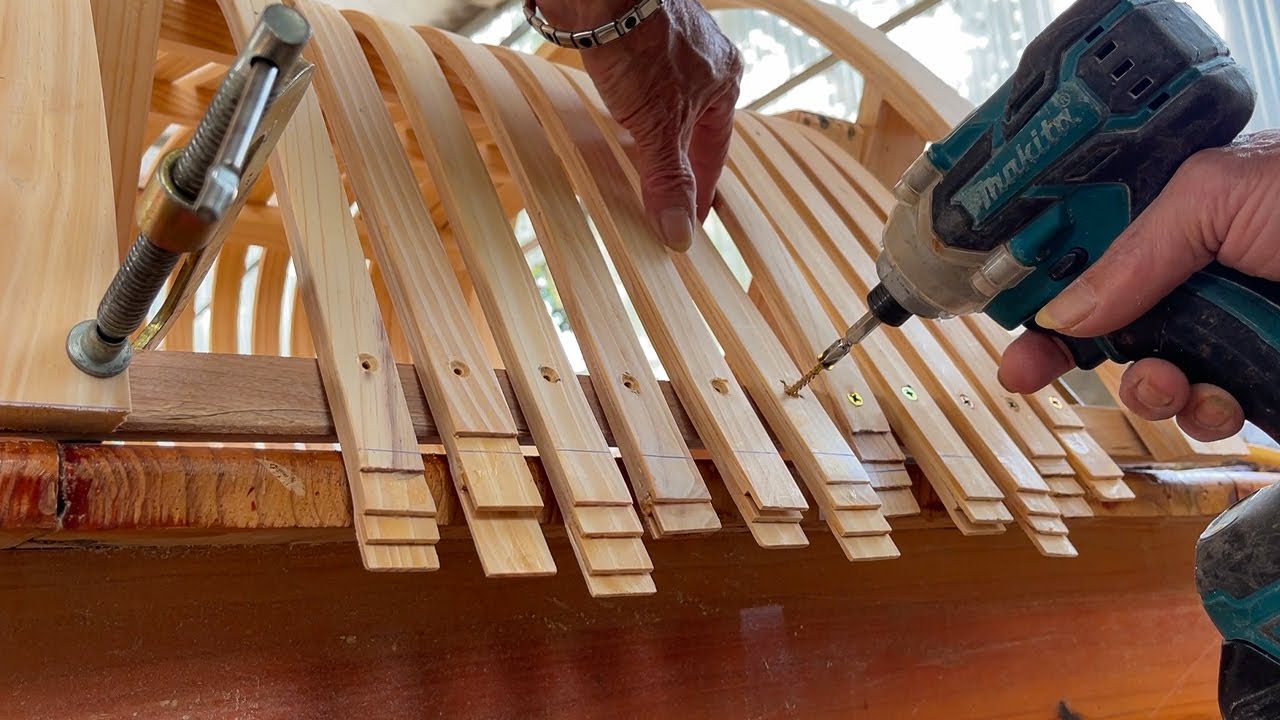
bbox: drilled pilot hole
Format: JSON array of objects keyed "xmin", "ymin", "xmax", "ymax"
[
  {"xmin": 959, "ymin": 393, "xmax": 974, "ymax": 408},
  {"xmin": 711, "ymin": 377, "xmax": 730, "ymax": 395},
  {"xmin": 450, "ymin": 361, "xmax": 470, "ymax": 378},
  {"xmin": 1006, "ymin": 397, "xmax": 1021, "ymax": 411},
  {"xmin": 621, "ymin": 372, "xmax": 640, "ymax": 393},
  {"xmin": 358, "ymin": 353, "xmax": 378, "ymax": 372},
  {"xmin": 540, "ymin": 366, "xmax": 561, "ymax": 383}
]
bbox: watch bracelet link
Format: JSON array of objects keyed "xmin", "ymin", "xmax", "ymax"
[{"xmin": 523, "ymin": 0, "xmax": 666, "ymax": 49}]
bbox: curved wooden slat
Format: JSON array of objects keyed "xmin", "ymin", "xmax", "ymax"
[
  {"xmin": 209, "ymin": 244, "xmax": 247, "ymax": 355},
  {"xmin": 343, "ymin": 17, "xmax": 652, "ymax": 595},
  {"xmin": 511, "ymin": 51, "xmax": 905, "ymax": 560},
  {"xmin": 423, "ymin": 41, "xmax": 718, "ymax": 535},
  {"xmin": 216, "ymin": 0, "xmax": 440, "ymax": 572},
  {"xmin": 297, "ymin": 1, "xmax": 560, "ymax": 581},
  {"xmin": 251, "ymin": 248, "xmax": 288, "ymax": 356}
]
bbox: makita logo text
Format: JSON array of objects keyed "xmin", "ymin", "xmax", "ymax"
[
  {"xmin": 968, "ymin": 106, "xmax": 1082, "ymax": 216},
  {"xmin": 953, "ymin": 84, "xmax": 1099, "ymax": 223}
]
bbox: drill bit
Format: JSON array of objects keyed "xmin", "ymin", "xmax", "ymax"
[{"xmin": 784, "ymin": 311, "xmax": 882, "ymax": 396}]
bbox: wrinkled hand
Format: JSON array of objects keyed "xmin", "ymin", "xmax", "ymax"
[
  {"xmin": 538, "ymin": 0, "xmax": 743, "ymax": 251},
  {"xmin": 998, "ymin": 129, "xmax": 1280, "ymax": 441}
]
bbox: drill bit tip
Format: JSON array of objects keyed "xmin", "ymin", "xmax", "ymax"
[{"xmin": 782, "ymin": 312, "xmax": 882, "ymax": 397}]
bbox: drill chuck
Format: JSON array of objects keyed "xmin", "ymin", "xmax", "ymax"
[{"xmin": 865, "ymin": 282, "xmax": 913, "ymax": 328}]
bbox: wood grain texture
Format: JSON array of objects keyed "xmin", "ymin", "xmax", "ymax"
[
  {"xmin": 0, "ymin": 524, "xmax": 1232, "ymax": 719},
  {"xmin": 552, "ymin": 70, "xmax": 812, "ymax": 531},
  {"xmin": 89, "ymin": 0, "xmax": 164, "ymax": 258},
  {"xmin": 510, "ymin": 51, "xmax": 893, "ymax": 560},
  {"xmin": 298, "ymin": 2, "xmax": 554, "ymax": 579},
  {"xmin": 351, "ymin": 22, "xmax": 650, "ymax": 595},
  {"xmin": 215, "ymin": 0, "xmax": 437, "ymax": 571},
  {"xmin": 0, "ymin": 0, "xmax": 132, "ymax": 433},
  {"xmin": 0, "ymin": 440, "xmax": 59, "ymax": 548},
  {"xmin": 748, "ymin": 116, "xmax": 1072, "ymax": 556},
  {"xmin": 720, "ymin": 129, "xmax": 1011, "ymax": 535},
  {"xmin": 388, "ymin": 32, "xmax": 714, "ymax": 538}
]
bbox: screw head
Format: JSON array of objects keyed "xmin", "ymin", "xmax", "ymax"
[
  {"xmin": 901, "ymin": 385, "xmax": 917, "ymax": 401},
  {"xmin": 1050, "ymin": 397, "xmax": 1064, "ymax": 409},
  {"xmin": 847, "ymin": 392, "xmax": 864, "ymax": 406}
]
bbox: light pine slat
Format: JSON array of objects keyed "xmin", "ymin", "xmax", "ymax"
[
  {"xmin": 761, "ymin": 116, "xmax": 1072, "ymax": 476},
  {"xmin": 0, "ymin": 0, "xmax": 132, "ymax": 433},
  {"xmin": 432, "ymin": 42, "xmax": 714, "ymax": 524},
  {"xmin": 749, "ymin": 117, "xmax": 1073, "ymax": 555},
  {"xmin": 721, "ymin": 129, "xmax": 1008, "ymax": 519},
  {"xmin": 342, "ymin": 17, "xmax": 647, "ymax": 589},
  {"xmin": 547, "ymin": 66, "xmax": 811, "ymax": 518},
  {"xmin": 714, "ymin": 165, "xmax": 1003, "ymax": 534},
  {"xmin": 215, "ymin": 0, "xmax": 438, "ymax": 571},
  {"xmin": 296, "ymin": 2, "xmax": 555, "ymax": 579},
  {"xmin": 210, "ymin": 244, "xmax": 247, "ymax": 355},
  {"xmin": 509, "ymin": 50, "xmax": 895, "ymax": 560},
  {"xmin": 251, "ymin": 249, "xmax": 288, "ymax": 356},
  {"xmin": 962, "ymin": 316, "xmax": 1134, "ymax": 501},
  {"xmin": 89, "ymin": 0, "xmax": 164, "ymax": 259}
]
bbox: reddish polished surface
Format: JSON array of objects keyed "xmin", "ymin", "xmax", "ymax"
[{"xmin": 1, "ymin": 520, "xmax": 1221, "ymax": 719}]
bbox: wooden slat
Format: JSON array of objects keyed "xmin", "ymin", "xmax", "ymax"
[
  {"xmin": 508, "ymin": 50, "xmax": 893, "ymax": 560},
  {"xmin": 0, "ymin": 0, "xmax": 132, "ymax": 434},
  {"xmin": 341, "ymin": 18, "xmax": 648, "ymax": 593},
  {"xmin": 412, "ymin": 37, "xmax": 716, "ymax": 538},
  {"xmin": 210, "ymin": 244, "xmax": 247, "ymax": 355},
  {"xmin": 251, "ymin": 249, "xmax": 288, "ymax": 356},
  {"xmin": 718, "ymin": 126, "xmax": 1009, "ymax": 534},
  {"xmin": 963, "ymin": 319, "xmax": 1135, "ymax": 501},
  {"xmin": 89, "ymin": 0, "xmax": 164, "ymax": 259},
  {"xmin": 296, "ymin": 1, "xmax": 555, "ymax": 579},
  {"xmin": 746, "ymin": 115, "xmax": 1071, "ymax": 556},
  {"xmin": 540, "ymin": 71, "xmax": 811, "ymax": 550},
  {"xmin": 215, "ymin": 0, "xmax": 438, "ymax": 571}
]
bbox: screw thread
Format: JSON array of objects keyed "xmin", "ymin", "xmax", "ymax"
[
  {"xmin": 171, "ymin": 64, "xmax": 249, "ymax": 199},
  {"xmin": 96, "ymin": 236, "xmax": 181, "ymax": 343}
]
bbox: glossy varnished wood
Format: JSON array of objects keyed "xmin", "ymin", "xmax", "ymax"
[{"xmin": 2, "ymin": 524, "xmax": 1225, "ymax": 719}]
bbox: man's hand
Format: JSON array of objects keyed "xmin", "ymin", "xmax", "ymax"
[
  {"xmin": 998, "ymin": 130, "xmax": 1280, "ymax": 441},
  {"xmin": 537, "ymin": 0, "xmax": 743, "ymax": 251}
]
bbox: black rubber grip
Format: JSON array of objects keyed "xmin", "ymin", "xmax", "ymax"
[{"xmin": 1031, "ymin": 263, "xmax": 1280, "ymax": 441}]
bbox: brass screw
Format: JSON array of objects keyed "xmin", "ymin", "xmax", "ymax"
[
  {"xmin": 847, "ymin": 392, "xmax": 864, "ymax": 406},
  {"xmin": 901, "ymin": 385, "xmax": 918, "ymax": 401},
  {"xmin": 1006, "ymin": 397, "xmax": 1020, "ymax": 411},
  {"xmin": 959, "ymin": 394, "xmax": 973, "ymax": 408},
  {"xmin": 1050, "ymin": 397, "xmax": 1064, "ymax": 409}
]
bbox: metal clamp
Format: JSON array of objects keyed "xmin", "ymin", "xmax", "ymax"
[{"xmin": 67, "ymin": 4, "xmax": 313, "ymax": 378}]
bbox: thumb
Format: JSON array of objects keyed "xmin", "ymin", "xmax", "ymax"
[
  {"xmin": 1034, "ymin": 153, "xmax": 1228, "ymax": 337},
  {"xmin": 632, "ymin": 120, "xmax": 697, "ymax": 252}
]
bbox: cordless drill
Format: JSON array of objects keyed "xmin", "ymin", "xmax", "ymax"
[{"xmin": 785, "ymin": 1, "xmax": 1280, "ymax": 716}]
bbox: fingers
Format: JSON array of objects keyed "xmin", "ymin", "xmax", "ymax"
[
  {"xmin": 1118, "ymin": 359, "xmax": 1243, "ymax": 441},
  {"xmin": 1117, "ymin": 358, "xmax": 1190, "ymax": 421},
  {"xmin": 1034, "ymin": 152, "xmax": 1228, "ymax": 338},
  {"xmin": 1177, "ymin": 384, "xmax": 1246, "ymax": 441},
  {"xmin": 631, "ymin": 114, "xmax": 697, "ymax": 252},
  {"xmin": 688, "ymin": 85, "xmax": 738, "ymax": 223},
  {"xmin": 997, "ymin": 330, "xmax": 1075, "ymax": 393}
]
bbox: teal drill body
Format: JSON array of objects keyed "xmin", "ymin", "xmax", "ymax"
[{"xmin": 855, "ymin": 1, "xmax": 1280, "ymax": 717}]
